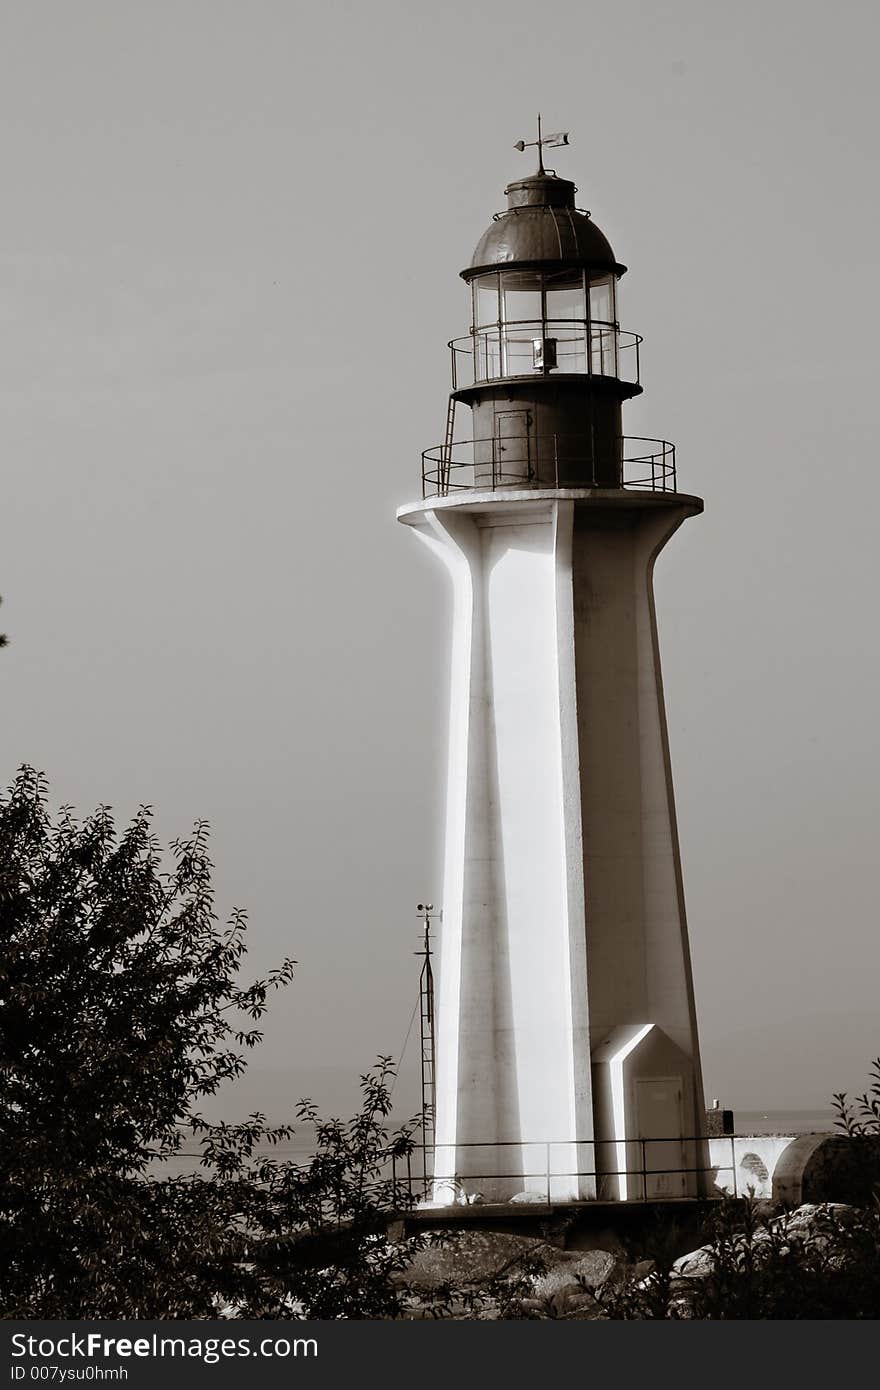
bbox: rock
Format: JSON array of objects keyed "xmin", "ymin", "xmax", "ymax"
[
  {"xmin": 400, "ymin": 1230, "xmax": 551, "ymax": 1290},
  {"xmin": 531, "ymin": 1249, "xmax": 620, "ymax": 1304},
  {"xmin": 768, "ymin": 1202, "xmax": 854, "ymax": 1249},
  {"xmin": 667, "ymin": 1205, "xmax": 857, "ymax": 1284},
  {"xmin": 632, "ymin": 1259, "xmax": 656, "ymax": 1282},
  {"xmin": 670, "ymin": 1244, "xmax": 716, "ymax": 1280},
  {"xmin": 559, "ymin": 1298, "xmax": 607, "ymax": 1320},
  {"xmin": 559, "ymin": 1291, "xmax": 609, "ymax": 1319},
  {"xmin": 569, "ymin": 1249, "xmax": 620, "ymax": 1290},
  {"xmin": 516, "ymin": 1296, "xmax": 550, "ymax": 1314},
  {"xmin": 517, "ymin": 1288, "xmax": 605, "ymax": 1320},
  {"xmin": 777, "ymin": 1201, "xmax": 852, "ymax": 1232},
  {"xmin": 562, "ymin": 1291, "xmax": 600, "ymax": 1311},
  {"xmin": 531, "ymin": 1266, "xmax": 582, "ymax": 1301}
]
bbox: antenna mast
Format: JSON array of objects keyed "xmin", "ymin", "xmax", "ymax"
[{"xmin": 416, "ymin": 903, "xmax": 438, "ymax": 1194}]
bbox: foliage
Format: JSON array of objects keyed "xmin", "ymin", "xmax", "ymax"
[
  {"xmin": 0, "ymin": 766, "xmax": 429, "ymax": 1318},
  {"xmin": 1, "ymin": 1063, "xmax": 428, "ymax": 1319},
  {"xmin": 0, "ymin": 766, "xmax": 295, "ymax": 1177},
  {"xmin": 210, "ymin": 1058, "xmax": 428, "ymax": 1319},
  {"xmin": 834, "ymin": 1058, "xmax": 880, "ymax": 1137},
  {"xmin": 590, "ymin": 1194, "xmax": 880, "ymax": 1320},
  {"xmin": 402, "ymin": 1239, "xmax": 553, "ymax": 1321},
  {"xmin": 586, "ymin": 1064, "xmax": 880, "ymax": 1321},
  {"xmin": 830, "ymin": 1060, "xmax": 880, "ymax": 1201},
  {"xmin": 5, "ymin": 762, "xmax": 880, "ymax": 1320}
]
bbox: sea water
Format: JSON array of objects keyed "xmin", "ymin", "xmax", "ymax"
[
  {"xmin": 149, "ymin": 1110, "xmax": 842, "ymax": 1180},
  {"xmin": 732, "ymin": 1108, "xmax": 839, "ymax": 1136}
]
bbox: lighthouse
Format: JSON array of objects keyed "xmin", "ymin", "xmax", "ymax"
[{"xmin": 398, "ymin": 127, "xmax": 706, "ymax": 1204}]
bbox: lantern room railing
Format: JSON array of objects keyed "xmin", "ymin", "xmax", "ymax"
[
  {"xmin": 449, "ymin": 323, "xmax": 641, "ymax": 390},
  {"xmin": 421, "ymin": 434, "xmax": 676, "ymax": 499}
]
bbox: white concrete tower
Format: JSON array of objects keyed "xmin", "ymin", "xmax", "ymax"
[{"xmin": 399, "ymin": 134, "xmax": 705, "ymax": 1204}]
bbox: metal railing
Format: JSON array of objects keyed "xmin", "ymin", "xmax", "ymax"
[
  {"xmin": 421, "ymin": 434, "xmax": 676, "ymax": 499},
  {"xmin": 390, "ymin": 1134, "xmax": 744, "ymax": 1208},
  {"xmin": 449, "ymin": 323, "xmax": 641, "ymax": 390}
]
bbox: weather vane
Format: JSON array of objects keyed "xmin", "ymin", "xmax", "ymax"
[{"xmin": 514, "ymin": 113, "xmax": 569, "ymax": 173}]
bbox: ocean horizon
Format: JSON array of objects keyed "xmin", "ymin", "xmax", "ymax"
[
  {"xmin": 148, "ymin": 1107, "xmax": 843, "ymax": 1179},
  {"xmin": 733, "ymin": 1107, "xmax": 839, "ymax": 1136}
]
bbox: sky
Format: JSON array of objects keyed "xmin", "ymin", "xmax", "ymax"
[{"xmin": 1, "ymin": 0, "xmax": 878, "ymax": 1120}]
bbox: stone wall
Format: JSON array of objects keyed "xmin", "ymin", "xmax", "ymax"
[
  {"xmin": 710, "ymin": 1132, "xmax": 880, "ymax": 1204},
  {"xmin": 708, "ymin": 1136, "xmax": 797, "ymax": 1199}
]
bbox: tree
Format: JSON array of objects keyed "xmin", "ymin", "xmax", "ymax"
[
  {"xmin": 0, "ymin": 764, "xmax": 300, "ymax": 1316},
  {"xmin": 0, "ymin": 766, "xmax": 295, "ymax": 1173},
  {"xmin": 222, "ymin": 1059, "xmax": 430, "ymax": 1319},
  {"xmin": 0, "ymin": 766, "xmax": 443, "ymax": 1318}
]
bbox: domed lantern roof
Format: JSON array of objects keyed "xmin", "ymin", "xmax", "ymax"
[{"xmin": 464, "ymin": 174, "xmax": 625, "ymax": 281}]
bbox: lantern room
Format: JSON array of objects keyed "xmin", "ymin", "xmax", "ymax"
[
  {"xmin": 467, "ymin": 267, "xmax": 619, "ymax": 381},
  {"xmin": 451, "ymin": 166, "xmax": 638, "ymax": 396},
  {"xmin": 421, "ymin": 148, "xmax": 676, "ymax": 498}
]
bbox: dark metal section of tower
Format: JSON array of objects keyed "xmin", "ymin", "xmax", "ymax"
[{"xmin": 423, "ymin": 146, "xmax": 677, "ymax": 496}]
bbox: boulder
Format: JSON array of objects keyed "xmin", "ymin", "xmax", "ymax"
[
  {"xmin": 531, "ymin": 1289, "xmax": 606, "ymax": 1319},
  {"xmin": 768, "ymin": 1202, "xmax": 854, "ymax": 1251},
  {"xmin": 668, "ymin": 1204, "xmax": 857, "ymax": 1283},
  {"xmin": 400, "ymin": 1230, "xmax": 552, "ymax": 1290},
  {"xmin": 670, "ymin": 1244, "xmax": 716, "ymax": 1280},
  {"xmin": 558, "ymin": 1297, "xmax": 607, "ymax": 1320},
  {"xmin": 531, "ymin": 1249, "xmax": 621, "ymax": 1303},
  {"xmin": 569, "ymin": 1249, "xmax": 621, "ymax": 1290},
  {"xmin": 531, "ymin": 1265, "xmax": 582, "ymax": 1301},
  {"xmin": 517, "ymin": 1296, "xmax": 551, "ymax": 1315},
  {"xmin": 774, "ymin": 1202, "xmax": 853, "ymax": 1234}
]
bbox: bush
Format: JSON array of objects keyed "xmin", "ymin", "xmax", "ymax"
[
  {"xmin": 0, "ymin": 767, "xmax": 427, "ymax": 1318},
  {"xmin": 590, "ymin": 1062, "xmax": 880, "ymax": 1320}
]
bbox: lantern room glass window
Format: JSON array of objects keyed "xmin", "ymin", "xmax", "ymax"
[
  {"xmin": 473, "ymin": 274, "xmax": 500, "ymax": 328},
  {"xmin": 541, "ymin": 269, "xmax": 586, "ymax": 375},
  {"xmin": 589, "ymin": 275, "xmax": 617, "ymax": 375},
  {"xmin": 466, "ymin": 269, "xmax": 621, "ymax": 383},
  {"xmin": 500, "ymin": 270, "xmax": 543, "ymax": 326},
  {"xmin": 498, "ymin": 272, "xmax": 537, "ymax": 376},
  {"xmin": 544, "ymin": 268, "xmax": 587, "ymax": 322},
  {"xmin": 589, "ymin": 275, "xmax": 616, "ymax": 326}
]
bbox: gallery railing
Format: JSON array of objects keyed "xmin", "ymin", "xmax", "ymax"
[
  {"xmin": 389, "ymin": 1135, "xmax": 744, "ymax": 1208},
  {"xmin": 421, "ymin": 434, "xmax": 677, "ymax": 499},
  {"xmin": 449, "ymin": 323, "xmax": 642, "ymax": 389}
]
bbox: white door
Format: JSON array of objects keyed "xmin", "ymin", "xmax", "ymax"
[{"xmin": 635, "ymin": 1077, "xmax": 686, "ymax": 1198}]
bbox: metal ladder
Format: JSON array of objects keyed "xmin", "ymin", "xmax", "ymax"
[{"xmin": 439, "ymin": 395, "xmax": 456, "ymax": 495}]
